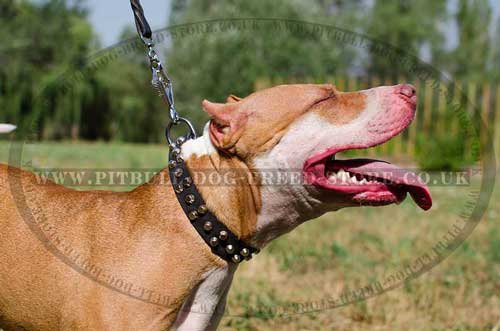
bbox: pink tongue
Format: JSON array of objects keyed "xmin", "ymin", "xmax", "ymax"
[{"xmin": 333, "ymin": 159, "xmax": 432, "ymax": 210}]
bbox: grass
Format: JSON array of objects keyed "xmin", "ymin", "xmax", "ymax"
[{"xmin": 0, "ymin": 140, "xmax": 498, "ymax": 330}]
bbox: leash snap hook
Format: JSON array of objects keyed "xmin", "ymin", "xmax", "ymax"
[{"xmin": 166, "ymin": 117, "xmax": 197, "ymax": 148}]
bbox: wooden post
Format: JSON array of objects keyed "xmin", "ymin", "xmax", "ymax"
[
  {"xmin": 450, "ymin": 82, "xmax": 462, "ymax": 137},
  {"xmin": 347, "ymin": 76, "xmax": 357, "ymax": 92},
  {"xmin": 407, "ymin": 79, "xmax": 420, "ymax": 156},
  {"xmin": 495, "ymin": 86, "xmax": 500, "ymax": 164},
  {"xmin": 437, "ymin": 82, "xmax": 447, "ymax": 133},
  {"xmin": 337, "ymin": 76, "xmax": 346, "ymax": 92},
  {"xmin": 423, "ymin": 80, "xmax": 434, "ymax": 133},
  {"xmin": 480, "ymin": 84, "xmax": 491, "ymax": 150},
  {"xmin": 255, "ymin": 78, "xmax": 271, "ymax": 91},
  {"xmin": 465, "ymin": 82, "xmax": 477, "ymax": 155}
]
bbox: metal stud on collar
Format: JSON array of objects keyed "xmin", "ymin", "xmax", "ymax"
[
  {"xmin": 188, "ymin": 210, "xmax": 199, "ymax": 221},
  {"xmin": 185, "ymin": 194, "xmax": 195, "ymax": 205},
  {"xmin": 129, "ymin": 1, "xmax": 259, "ymax": 264},
  {"xmin": 203, "ymin": 221, "xmax": 213, "ymax": 232},
  {"xmin": 219, "ymin": 231, "xmax": 228, "ymax": 241},
  {"xmin": 209, "ymin": 237, "xmax": 219, "ymax": 247},
  {"xmin": 240, "ymin": 248, "xmax": 250, "ymax": 257},
  {"xmin": 167, "ymin": 127, "xmax": 260, "ymax": 264}
]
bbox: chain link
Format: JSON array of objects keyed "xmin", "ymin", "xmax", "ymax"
[
  {"xmin": 146, "ymin": 45, "xmax": 180, "ymax": 124},
  {"xmin": 131, "ymin": 0, "xmax": 197, "ymax": 148}
]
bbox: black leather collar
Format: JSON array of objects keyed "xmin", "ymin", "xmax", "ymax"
[{"xmin": 168, "ymin": 148, "xmax": 260, "ymax": 264}]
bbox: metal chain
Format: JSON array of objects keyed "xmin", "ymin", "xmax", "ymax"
[
  {"xmin": 146, "ymin": 44, "xmax": 179, "ymax": 123},
  {"xmin": 130, "ymin": 0, "xmax": 197, "ymax": 148}
]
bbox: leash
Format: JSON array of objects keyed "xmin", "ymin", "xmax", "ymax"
[{"xmin": 129, "ymin": 1, "xmax": 259, "ymax": 263}]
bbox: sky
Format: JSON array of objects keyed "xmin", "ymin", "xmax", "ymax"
[
  {"xmin": 87, "ymin": 0, "xmax": 171, "ymax": 47},
  {"xmin": 87, "ymin": 0, "xmax": 500, "ymax": 48}
]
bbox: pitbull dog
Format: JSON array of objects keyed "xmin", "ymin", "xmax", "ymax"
[
  {"xmin": 0, "ymin": 83, "xmax": 431, "ymax": 330},
  {"xmin": 0, "ymin": 124, "xmax": 16, "ymax": 134}
]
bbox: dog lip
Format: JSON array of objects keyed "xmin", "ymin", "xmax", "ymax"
[{"xmin": 303, "ymin": 153, "xmax": 432, "ymax": 211}]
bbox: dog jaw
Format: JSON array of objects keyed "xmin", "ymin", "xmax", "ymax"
[
  {"xmin": 250, "ymin": 84, "xmax": 429, "ymax": 247},
  {"xmin": 182, "ymin": 84, "xmax": 429, "ymax": 248}
]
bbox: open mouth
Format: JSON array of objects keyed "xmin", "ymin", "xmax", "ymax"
[{"xmin": 303, "ymin": 149, "xmax": 432, "ymax": 210}]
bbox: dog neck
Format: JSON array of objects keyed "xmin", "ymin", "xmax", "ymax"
[
  {"xmin": 177, "ymin": 124, "xmax": 327, "ymax": 250},
  {"xmin": 179, "ymin": 124, "xmax": 262, "ymax": 245}
]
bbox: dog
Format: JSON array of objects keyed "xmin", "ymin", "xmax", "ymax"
[
  {"xmin": 0, "ymin": 83, "xmax": 431, "ymax": 330},
  {"xmin": 0, "ymin": 124, "xmax": 16, "ymax": 134}
]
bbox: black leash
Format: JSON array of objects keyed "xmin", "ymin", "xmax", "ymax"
[{"xmin": 129, "ymin": 1, "xmax": 259, "ymax": 263}]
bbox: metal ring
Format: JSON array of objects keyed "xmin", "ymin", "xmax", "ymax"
[{"xmin": 165, "ymin": 117, "xmax": 197, "ymax": 146}]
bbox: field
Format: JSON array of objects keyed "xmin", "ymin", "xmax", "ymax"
[{"xmin": 0, "ymin": 141, "xmax": 498, "ymax": 330}]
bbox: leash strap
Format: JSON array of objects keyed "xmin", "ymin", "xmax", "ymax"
[
  {"xmin": 130, "ymin": 0, "xmax": 152, "ymax": 41},
  {"xmin": 130, "ymin": 1, "xmax": 257, "ymax": 264},
  {"xmin": 168, "ymin": 148, "xmax": 260, "ymax": 264}
]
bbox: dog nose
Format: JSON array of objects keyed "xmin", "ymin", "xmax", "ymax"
[{"xmin": 397, "ymin": 84, "xmax": 416, "ymax": 98}]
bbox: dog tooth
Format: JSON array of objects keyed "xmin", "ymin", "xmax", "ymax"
[
  {"xmin": 360, "ymin": 178, "xmax": 368, "ymax": 184},
  {"xmin": 351, "ymin": 176, "xmax": 358, "ymax": 184},
  {"xmin": 337, "ymin": 171, "xmax": 345, "ymax": 180},
  {"xmin": 341, "ymin": 172, "xmax": 349, "ymax": 182}
]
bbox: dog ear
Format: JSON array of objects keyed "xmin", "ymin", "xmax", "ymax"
[
  {"xmin": 202, "ymin": 99, "xmax": 247, "ymax": 151},
  {"xmin": 226, "ymin": 94, "xmax": 242, "ymax": 103}
]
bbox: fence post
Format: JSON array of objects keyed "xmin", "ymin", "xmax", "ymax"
[
  {"xmin": 255, "ymin": 78, "xmax": 271, "ymax": 91},
  {"xmin": 465, "ymin": 82, "xmax": 477, "ymax": 155},
  {"xmin": 337, "ymin": 76, "xmax": 346, "ymax": 92},
  {"xmin": 450, "ymin": 81, "xmax": 462, "ymax": 137},
  {"xmin": 481, "ymin": 84, "xmax": 491, "ymax": 150},
  {"xmin": 407, "ymin": 79, "xmax": 420, "ymax": 156},
  {"xmin": 423, "ymin": 80, "xmax": 434, "ymax": 133},
  {"xmin": 495, "ymin": 86, "xmax": 500, "ymax": 164},
  {"xmin": 437, "ymin": 82, "xmax": 447, "ymax": 133}
]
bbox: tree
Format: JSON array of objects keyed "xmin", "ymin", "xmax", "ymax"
[
  {"xmin": 449, "ymin": 0, "xmax": 492, "ymax": 81},
  {"xmin": 364, "ymin": 0, "xmax": 448, "ymax": 79},
  {"xmin": 166, "ymin": 0, "xmax": 361, "ymax": 129},
  {"xmin": 488, "ymin": 17, "xmax": 500, "ymax": 82},
  {"xmin": 0, "ymin": 0, "xmax": 95, "ymax": 139}
]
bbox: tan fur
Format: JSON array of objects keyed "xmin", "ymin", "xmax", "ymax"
[
  {"xmin": 0, "ymin": 165, "xmax": 224, "ymax": 330},
  {"xmin": 185, "ymin": 154, "xmax": 261, "ymax": 242},
  {"xmin": 0, "ymin": 83, "xmax": 376, "ymax": 330},
  {"xmin": 312, "ymin": 91, "xmax": 367, "ymax": 125},
  {"xmin": 207, "ymin": 84, "xmax": 337, "ymax": 159}
]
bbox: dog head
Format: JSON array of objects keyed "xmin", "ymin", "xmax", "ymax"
[{"xmin": 200, "ymin": 83, "xmax": 431, "ymax": 245}]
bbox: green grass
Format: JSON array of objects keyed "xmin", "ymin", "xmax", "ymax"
[{"xmin": 0, "ymin": 141, "xmax": 498, "ymax": 330}]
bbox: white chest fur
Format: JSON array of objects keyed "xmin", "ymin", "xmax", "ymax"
[{"xmin": 173, "ymin": 265, "xmax": 236, "ymax": 331}]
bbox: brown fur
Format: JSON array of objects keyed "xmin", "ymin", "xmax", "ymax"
[
  {"xmin": 0, "ymin": 83, "xmax": 369, "ymax": 330},
  {"xmin": 185, "ymin": 154, "xmax": 261, "ymax": 242},
  {"xmin": 0, "ymin": 164, "xmax": 225, "ymax": 330},
  {"xmin": 312, "ymin": 91, "xmax": 367, "ymax": 125}
]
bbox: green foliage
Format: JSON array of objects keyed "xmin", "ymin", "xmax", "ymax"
[
  {"xmin": 1, "ymin": 0, "xmax": 499, "ymax": 144},
  {"xmin": 489, "ymin": 17, "xmax": 500, "ymax": 81},
  {"xmin": 415, "ymin": 111, "xmax": 475, "ymax": 171},
  {"xmin": 0, "ymin": 0, "xmax": 94, "ymax": 139},
  {"xmin": 167, "ymin": 0, "xmax": 360, "ymax": 129},
  {"xmin": 365, "ymin": 0, "xmax": 448, "ymax": 78},
  {"xmin": 450, "ymin": 0, "xmax": 493, "ymax": 81}
]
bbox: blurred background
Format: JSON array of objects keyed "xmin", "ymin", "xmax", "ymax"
[
  {"xmin": 1, "ymin": 0, "xmax": 499, "ymax": 330},
  {"xmin": 1, "ymin": 0, "xmax": 499, "ymax": 170}
]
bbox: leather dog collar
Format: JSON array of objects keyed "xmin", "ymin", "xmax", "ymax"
[{"xmin": 168, "ymin": 148, "xmax": 260, "ymax": 264}]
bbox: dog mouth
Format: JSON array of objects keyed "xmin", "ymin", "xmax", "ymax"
[{"xmin": 303, "ymin": 150, "xmax": 432, "ymax": 210}]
